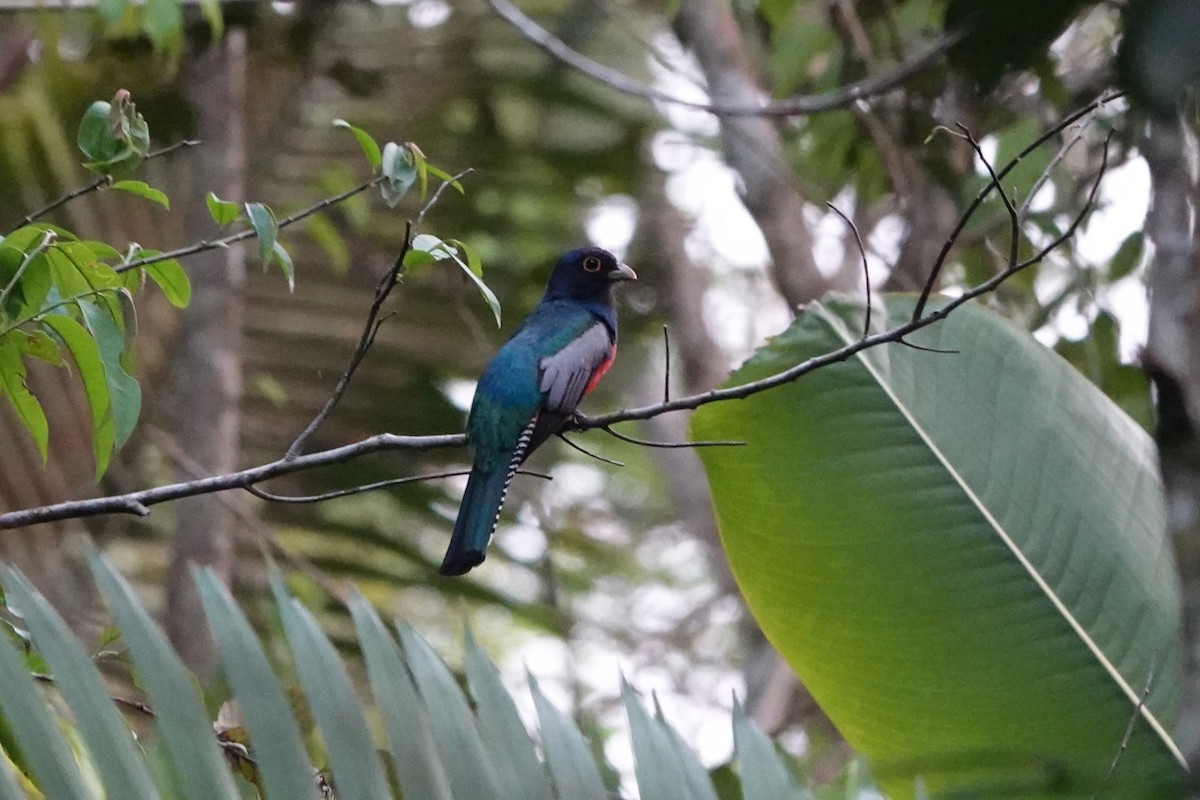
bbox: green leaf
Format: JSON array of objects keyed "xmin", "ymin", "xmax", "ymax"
[
  {"xmin": 1109, "ymin": 231, "xmax": 1145, "ymax": 281},
  {"xmin": 206, "ymin": 192, "xmax": 241, "ymax": 227},
  {"xmin": 142, "ymin": 257, "xmax": 191, "ymax": 308},
  {"xmin": 77, "ymin": 91, "xmax": 150, "ymax": 176},
  {"xmin": 402, "ymin": 249, "xmax": 438, "ymax": 270},
  {"xmin": 465, "ymin": 630, "xmax": 554, "ymax": 800},
  {"xmin": 112, "ymin": 180, "xmax": 169, "ymax": 209},
  {"xmin": 18, "ymin": 329, "xmax": 63, "ymax": 366},
  {"xmin": 347, "ymin": 593, "xmax": 454, "ymax": 800},
  {"xmin": 445, "ymin": 240, "xmax": 501, "ymax": 327},
  {"xmin": 380, "ymin": 142, "xmax": 418, "ymax": 208},
  {"xmin": 732, "ymin": 698, "xmax": 814, "ymax": 800},
  {"xmin": 0, "ymin": 568, "xmax": 158, "ymax": 800},
  {"xmin": 332, "ymin": 119, "xmax": 382, "ymax": 170},
  {"xmin": 77, "ymin": 299, "xmax": 141, "ymax": 448},
  {"xmin": 621, "ymin": 681, "xmax": 718, "ymax": 800},
  {"xmin": 271, "ymin": 241, "xmax": 295, "ymax": 292},
  {"xmin": 302, "ymin": 213, "xmax": 350, "ymax": 275},
  {"xmin": 89, "ymin": 553, "xmax": 241, "ymax": 800},
  {"xmin": 0, "ymin": 606, "xmax": 91, "ymax": 800},
  {"xmin": 426, "ymin": 163, "xmax": 465, "ymax": 194},
  {"xmin": 244, "ymin": 203, "xmax": 278, "ymax": 268},
  {"xmin": 40, "ymin": 313, "xmax": 114, "ymax": 479},
  {"xmin": 0, "ymin": 333, "xmax": 48, "ymax": 462},
  {"xmin": 395, "ymin": 623, "xmax": 503, "ymax": 800},
  {"xmin": 97, "ymin": 0, "xmax": 130, "ymax": 22},
  {"xmin": 198, "ymin": 0, "xmax": 223, "ymax": 38},
  {"xmin": 692, "ymin": 294, "xmax": 1188, "ymax": 799},
  {"xmin": 194, "ymin": 569, "xmax": 321, "ymax": 800},
  {"xmin": 267, "ymin": 570, "xmax": 395, "ymax": 800},
  {"xmin": 142, "ymin": 0, "xmax": 183, "ymax": 55},
  {"xmin": 529, "ymin": 674, "xmax": 608, "ymax": 800}
]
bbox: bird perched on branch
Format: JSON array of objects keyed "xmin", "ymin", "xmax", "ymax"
[{"xmin": 441, "ymin": 247, "xmax": 637, "ymax": 576}]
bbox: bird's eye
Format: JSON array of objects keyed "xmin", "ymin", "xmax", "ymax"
[{"xmin": 583, "ymin": 255, "xmax": 603, "ymax": 272}]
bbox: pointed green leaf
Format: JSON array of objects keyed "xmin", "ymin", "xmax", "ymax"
[
  {"xmin": 0, "ymin": 618, "xmax": 91, "ymax": 800},
  {"xmin": 692, "ymin": 294, "xmax": 1188, "ymax": 798},
  {"xmin": 621, "ymin": 681, "xmax": 718, "ymax": 800},
  {"xmin": 529, "ymin": 673, "xmax": 607, "ymax": 800},
  {"xmin": 347, "ymin": 593, "xmax": 453, "ymax": 800},
  {"xmin": 395, "ymin": 623, "xmax": 502, "ymax": 800},
  {"xmin": 732, "ymin": 698, "xmax": 814, "ymax": 800},
  {"xmin": 88, "ymin": 553, "xmax": 241, "ymax": 800},
  {"xmin": 143, "ymin": 0, "xmax": 183, "ymax": 55},
  {"xmin": 244, "ymin": 203, "xmax": 278, "ymax": 268},
  {"xmin": 444, "ymin": 241, "xmax": 500, "ymax": 327},
  {"xmin": 465, "ymin": 631, "xmax": 553, "ymax": 800},
  {"xmin": 77, "ymin": 299, "xmax": 141, "ymax": 448},
  {"xmin": 206, "ymin": 193, "xmax": 241, "ymax": 227},
  {"xmin": 112, "ymin": 180, "xmax": 169, "ymax": 209},
  {"xmin": 135, "ymin": 254, "xmax": 191, "ymax": 308},
  {"xmin": 267, "ymin": 570, "xmax": 393, "ymax": 800},
  {"xmin": 0, "ymin": 334, "xmax": 48, "ymax": 462},
  {"xmin": 19, "ymin": 329, "xmax": 63, "ymax": 366},
  {"xmin": 1, "ymin": 568, "xmax": 158, "ymax": 800},
  {"xmin": 198, "ymin": 0, "xmax": 223, "ymax": 38},
  {"xmin": 40, "ymin": 313, "xmax": 114, "ymax": 479},
  {"xmin": 194, "ymin": 569, "xmax": 320, "ymax": 800},
  {"xmin": 271, "ymin": 241, "xmax": 295, "ymax": 292},
  {"xmin": 1108, "ymin": 231, "xmax": 1145, "ymax": 282},
  {"xmin": 332, "ymin": 120, "xmax": 382, "ymax": 170},
  {"xmin": 426, "ymin": 164, "xmax": 465, "ymax": 194}
]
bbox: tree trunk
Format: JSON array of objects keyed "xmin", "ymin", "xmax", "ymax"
[{"xmin": 164, "ymin": 30, "xmax": 248, "ymax": 678}]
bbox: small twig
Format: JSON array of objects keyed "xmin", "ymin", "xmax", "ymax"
[
  {"xmin": 486, "ymin": 0, "xmax": 965, "ymax": 118},
  {"xmin": 955, "ymin": 123, "xmax": 1020, "ymax": 269},
  {"xmin": 598, "ymin": 424, "xmax": 745, "ymax": 449},
  {"xmin": 1018, "ymin": 120, "xmax": 1089, "ymax": 220},
  {"xmin": 557, "ymin": 434, "xmax": 625, "ymax": 467},
  {"xmin": 1090, "ymin": 653, "xmax": 1159, "ymax": 800},
  {"xmin": 286, "ymin": 222, "xmax": 412, "ymax": 460},
  {"xmin": 896, "ymin": 339, "xmax": 959, "ymax": 354},
  {"xmin": 114, "ymin": 175, "xmax": 385, "ymax": 274},
  {"xmin": 32, "ymin": 673, "xmax": 154, "ymax": 717},
  {"xmin": 244, "ymin": 467, "xmax": 552, "ymax": 503},
  {"xmin": 416, "ymin": 168, "xmax": 474, "ymax": 229},
  {"xmin": 826, "ymin": 202, "xmax": 871, "ymax": 339},
  {"xmin": 912, "ymin": 92, "xmax": 1121, "ymax": 321},
  {"xmin": 662, "ymin": 325, "xmax": 671, "ymax": 403},
  {"xmin": 11, "ymin": 139, "xmax": 200, "ymax": 230}
]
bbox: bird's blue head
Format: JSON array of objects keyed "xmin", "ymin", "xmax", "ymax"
[{"xmin": 544, "ymin": 247, "xmax": 637, "ymax": 302}]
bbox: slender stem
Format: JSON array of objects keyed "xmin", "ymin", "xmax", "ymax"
[
  {"xmin": 0, "ymin": 287, "xmax": 115, "ymax": 338},
  {"xmin": 826, "ymin": 202, "xmax": 871, "ymax": 338}
]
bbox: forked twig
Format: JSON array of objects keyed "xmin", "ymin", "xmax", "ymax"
[{"xmin": 558, "ymin": 434, "xmax": 625, "ymax": 467}]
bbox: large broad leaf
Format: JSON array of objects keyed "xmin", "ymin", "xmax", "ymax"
[{"xmin": 692, "ymin": 294, "xmax": 1186, "ymax": 799}]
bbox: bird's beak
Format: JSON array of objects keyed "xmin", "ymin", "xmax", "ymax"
[{"xmin": 610, "ymin": 262, "xmax": 638, "ymax": 282}]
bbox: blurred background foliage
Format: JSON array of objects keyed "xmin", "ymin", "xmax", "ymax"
[{"xmin": 0, "ymin": 0, "xmax": 1175, "ymax": 785}]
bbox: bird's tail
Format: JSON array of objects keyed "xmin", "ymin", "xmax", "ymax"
[{"xmin": 440, "ymin": 467, "xmax": 514, "ymax": 576}]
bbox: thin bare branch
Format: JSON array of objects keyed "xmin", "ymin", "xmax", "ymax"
[
  {"xmin": 558, "ymin": 433, "xmax": 625, "ymax": 467},
  {"xmin": 0, "ymin": 143, "xmax": 1110, "ymax": 532},
  {"xmin": 244, "ymin": 467, "xmax": 552, "ymax": 503},
  {"xmin": 913, "ymin": 91, "xmax": 1122, "ymax": 321},
  {"xmin": 955, "ymin": 123, "xmax": 1020, "ymax": 269},
  {"xmin": 593, "ymin": 422, "xmax": 745, "ymax": 449},
  {"xmin": 11, "ymin": 139, "xmax": 201, "ymax": 230},
  {"xmin": 115, "ymin": 175, "xmax": 384, "ymax": 274},
  {"xmin": 662, "ymin": 324, "xmax": 671, "ymax": 403},
  {"xmin": 486, "ymin": 0, "xmax": 964, "ymax": 118},
  {"xmin": 827, "ymin": 202, "xmax": 871, "ymax": 338}
]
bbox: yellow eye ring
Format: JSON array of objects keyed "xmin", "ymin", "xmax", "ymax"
[{"xmin": 583, "ymin": 255, "xmax": 603, "ymax": 273}]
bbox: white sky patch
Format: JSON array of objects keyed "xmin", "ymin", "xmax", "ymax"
[
  {"xmin": 586, "ymin": 195, "xmax": 638, "ymax": 257},
  {"xmin": 407, "ymin": 0, "xmax": 450, "ymax": 28},
  {"xmin": 441, "ymin": 378, "xmax": 476, "ymax": 412}
]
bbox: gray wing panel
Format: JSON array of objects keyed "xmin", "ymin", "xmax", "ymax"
[{"xmin": 538, "ymin": 322, "xmax": 613, "ymax": 414}]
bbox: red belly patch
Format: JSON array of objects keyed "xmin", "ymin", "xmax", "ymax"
[{"xmin": 585, "ymin": 346, "xmax": 616, "ymax": 394}]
